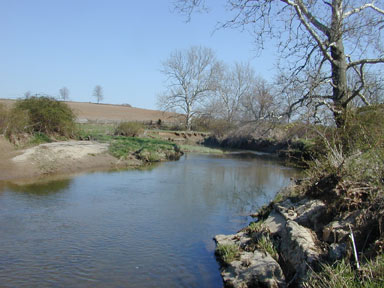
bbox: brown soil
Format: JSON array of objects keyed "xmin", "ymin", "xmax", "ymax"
[
  {"xmin": 0, "ymin": 99, "xmax": 180, "ymax": 124},
  {"xmin": 0, "ymin": 137, "xmax": 142, "ymax": 183}
]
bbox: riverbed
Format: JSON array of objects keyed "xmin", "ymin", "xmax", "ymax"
[{"xmin": 0, "ymin": 152, "xmax": 298, "ymax": 287}]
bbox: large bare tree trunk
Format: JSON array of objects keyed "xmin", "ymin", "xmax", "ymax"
[{"xmin": 330, "ymin": 0, "xmax": 348, "ymax": 128}]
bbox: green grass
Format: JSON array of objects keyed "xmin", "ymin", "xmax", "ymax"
[
  {"xmin": 29, "ymin": 133, "xmax": 52, "ymax": 145},
  {"xmin": 109, "ymin": 137, "xmax": 180, "ymax": 161},
  {"xmin": 248, "ymin": 221, "xmax": 264, "ymax": 233},
  {"xmin": 215, "ymin": 243, "xmax": 240, "ymax": 264},
  {"xmin": 305, "ymin": 255, "xmax": 384, "ymax": 288},
  {"xmin": 256, "ymin": 235, "xmax": 278, "ymax": 261},
  {"xmin": 77, "ymin": 123, "xmax": 116, "ymax": 140},
  {"xmin": 179, "ymin": 144, "xmax": 224, "ymax": 154}
]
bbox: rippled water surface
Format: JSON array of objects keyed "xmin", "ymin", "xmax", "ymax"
[{"xmin": 0, "ymin": 153, "xmax": 298, "ymax": 288}]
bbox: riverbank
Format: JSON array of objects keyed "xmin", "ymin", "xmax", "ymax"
[
  {"xmin": 213, "ymin": 147, "xmax": 384, "ymax": 287},
  {"xmin": 0, "ymin": 136, "xmax": 185, "ymax": 183},
  {"xmin": 203, "ymin": 134, "xmax": 315, "ymax": 167}
]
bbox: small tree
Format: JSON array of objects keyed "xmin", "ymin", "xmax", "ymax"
[
  {"xmin": 93, "ymin": 85, "xmax": 104, "ymax": 104},
  {"xmin": 24, "ymin": 91, "xmax": 32, "ymax": 99},
  {"xmin": 59, "ymin": 87, "xmax": 70, "ymax": 101}
]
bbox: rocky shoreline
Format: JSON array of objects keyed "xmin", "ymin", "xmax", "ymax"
[{"xmin": 213, "ymin": 181, "xmax": 383, "ymax": 287}]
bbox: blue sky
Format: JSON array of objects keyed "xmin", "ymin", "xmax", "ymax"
[{"xmin": 0, "ymin": 0, "xmax": 277, "ymax": 110}]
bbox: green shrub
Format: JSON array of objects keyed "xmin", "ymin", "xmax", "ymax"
[
  {"xmin": 114, "ymin": 122, "xmax": 144, "ymax": 137},
  {"xmin": 343, "ymin": 105, "xmax": 384, "ymax": 152},
  {"xmin": 14, "ymin": 96, "xmax": 76, "ymax": 137},
  {"xmin": 0, "ymin": 104, "xmax": 8, "ymax": 134},
  {"xmin": 5, "ymin": 108, "xmax": 30, "ymax": 137}
]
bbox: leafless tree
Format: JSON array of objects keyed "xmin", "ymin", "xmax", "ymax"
[
  {"xmin": 59, "ymin": 87, "xmax": 69, "ymax": 101},
  {"xmin": 158, "ymin": 46, "xmax": 220, "ymax": 130},
  {"xmin": 24, "ymin": 91, "xmax": 31, "ymax": 99},
  {"xmin": 93, "ymin": 85, "xmax": 103, "ymax": 104},
  {"xmin": 213, "ymin": 62, "xmax": 255, "ymax": 124},
  {"xmin": 175, "ymin": 0, "xmax": 384, "ymax": 128},
  {"xmin": 241, "ymin": 76, "xmax": 278, "ymax": 123}
]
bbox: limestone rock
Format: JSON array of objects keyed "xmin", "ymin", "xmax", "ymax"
[
  {"xmin": 215, "ymin": 232, "xmax": 286, "ymax": 288},
  {"xmin": 264, "ymin": 210, "xmax": 287, "ymax": 235},
  {"xmin": 221, "ymin": 251, "xmax": 286, "ymax": 288},
  {"xmin": 280, "ymin": 220, "xmax": 322, "ymax": 281},
  {"xmin": 274, "ymin": 198, "xmax": 327, "ymax": 231}
]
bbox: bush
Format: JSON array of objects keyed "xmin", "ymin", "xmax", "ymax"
[
  {"xmin": 5, "ymin": 108, "xmax": 30, "ymax": 137},
  {"xmin": 0, "ymin": 104, "xmax": 8, "ymax": 134},
  {"xmin": 343, "ymin": 105, "xmax": 384, "ymax": 152},
  {"xmin": 14, "ymin": 96, "xmax": 76, "ymax": 137},
  {"xmin": 191, "ymin": 116, "xmax": 233, "ymax": 135},
  {"xmin": 114, "ymin": 122, "xmax": 144, "ymax": 137}
]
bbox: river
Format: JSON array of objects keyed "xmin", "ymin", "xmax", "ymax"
[{"xmin": 0, "ymin": 152, "xmax": 298, "ymax": 288}]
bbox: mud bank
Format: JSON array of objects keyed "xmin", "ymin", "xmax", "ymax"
[
  {"xmin": 0, "ymin": 138, "xmax": 181, "ymax": 183},
  {"xmin": 203, "ymin": 135, "xmax": 313, "ymax": 165}
]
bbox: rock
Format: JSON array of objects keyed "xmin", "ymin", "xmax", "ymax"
[
  {"xmin": 215, "ymin": 232, "xmax": 253, "ymax": 252},
  {"xmin": 280, "ymin": 220, "xmax": 322, "ymax": 283},
  {"xmin": 328, "ymin": 243, "xmax": 347, "ymax": 261},
  {"xmin": 274, "ymin": 198, "xmax": 327, "ymax": 231},
  {"xmin": 221, "ymin": 251, "xmax": 286, "ymax": 288},
  {"xmin": 215, "ymin": 232, "xmax": 286, "ymax": 288},
  {"xmin": 264, "ymin": 210, "xmax": 287, "ymax": 235}
]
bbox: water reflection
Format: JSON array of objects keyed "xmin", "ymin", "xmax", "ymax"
[
  {"xmin": 5, "ymin": 178, "xmax": 72, "ymax": 195},
  {"xmin": 0, "ymin": 153, "xmax": 298, "ymax": 288}
]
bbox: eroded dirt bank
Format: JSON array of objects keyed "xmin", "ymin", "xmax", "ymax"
[{"xmin": 0, "ymin": 138, "xmax": 144, "ymax": 183}]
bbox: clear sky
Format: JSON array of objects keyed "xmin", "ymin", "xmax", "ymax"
[{"xmin": 0, "ymin": 0, "xmax": 277, "ymax": 110}]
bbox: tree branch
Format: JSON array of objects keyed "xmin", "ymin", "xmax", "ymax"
[
  {"xmin": 348, "ymin": 58, "xmax": 384, "ymax": 68},
  {"xmin": 343, "ymin": 2, "xmax": 384, "ymax": 18}
]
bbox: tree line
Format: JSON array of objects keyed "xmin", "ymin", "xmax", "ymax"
[
  {"xmin": 165, "ymin": 0, "xmax": 384, "ymax": 130},
  {"xmin": 158, "ymin": 45, "xmax": 383, "ymax": 131}
]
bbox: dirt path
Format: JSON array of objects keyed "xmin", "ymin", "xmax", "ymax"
[{"xmin": 0, "ymin": 138, "xmax": 141, "ymax": 183}]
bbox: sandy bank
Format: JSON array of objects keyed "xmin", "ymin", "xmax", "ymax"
[{"xmin": 0, "ymin": 138, "xmax": 142, "ymax": 183}]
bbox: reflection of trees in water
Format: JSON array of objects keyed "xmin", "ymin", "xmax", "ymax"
[
  {"xmin": 172, "ymin": 154, "xmax": 298, "ymax": 216},
  {"xmin": 6, "ymin": 178, "xmax": 72, "ymax": 195}
]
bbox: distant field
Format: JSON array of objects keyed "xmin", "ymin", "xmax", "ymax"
[{"xmin": 0, "ymin": 99, "xmax": 180, "ymax": 124}]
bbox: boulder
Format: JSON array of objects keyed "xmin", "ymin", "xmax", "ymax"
[
  {"xmin": 263, "ymin": 210, "xmax": 287, "ymax": 236},
  {"xmin": 215, "ymin": 232, "xmax": 286, "ymax": 288},
  {"xmin": 274, "ymin": 198, "xmax": 327, "ymax": 231},
  {"xmin": 221, "ymin": 251, "xmax": 286, "ymax": 288},
  {"xmin": 280, "ymin": 220, "xmax": 323, "ymax": 282}
]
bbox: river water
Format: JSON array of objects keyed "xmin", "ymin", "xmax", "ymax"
[{"xmin": 0, "ymin": 152, "xmax": 298, "ymax": 288}]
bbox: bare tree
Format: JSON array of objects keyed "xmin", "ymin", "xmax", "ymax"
[
  {"xmin": 241, "ymin": 77, "xmax": 278, "ymax": 123},
  {"xmin": 93, "ymin": 85, "xmax": 103, "ymax": 104},
  {"xmin": 175, "ymin": 0, "xmax": 384, "ymax": 128},
  {"xmin": 158, "ymin": 46, "xmax": 220, "ymax": 130},
  {"xmin": 213, "ymin": 62, "xmax": 255, "ymax": 124},
  {"xmin": 59, "ymin": 87, "xmax": 69, "ymax": 101},
  {"xmin": 24, "ymin": 91, "xmax": 31, "ymax": 99}
]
